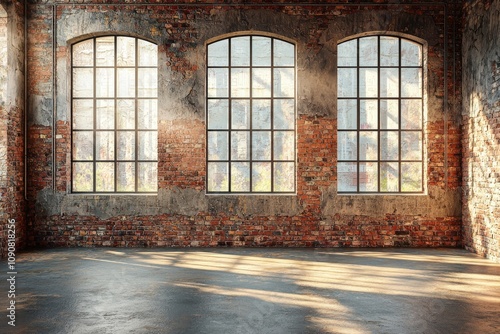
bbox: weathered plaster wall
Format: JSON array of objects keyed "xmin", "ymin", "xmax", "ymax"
[
  {"xmin": 463, "ymin": 0, "xmax": 500, "ymax": 262},
  {"xmin": 27, "ymin": 1, "xmax": 462, "ymax": 249}
]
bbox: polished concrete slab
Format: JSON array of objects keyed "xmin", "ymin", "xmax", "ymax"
[{"xmin": 1, "ymin": 248, "xmax": 500, "ymax": 334}]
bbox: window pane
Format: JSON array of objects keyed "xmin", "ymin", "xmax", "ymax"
[
  {"xmin": 252, "ymin": 131, "xmax": 271, "ymax": 160},
  {"xmin": 138, "ymin": 39, "xmax": 157, "ymax": 66},
  {"xmin": 359, "ymin": 131, "xmax": 378, "ymax": 161},
  {"xmin": 274, "ymin": 162, "xmax": 294, "ymax": 192},
  {"xmin": 274, "ymin": 131, "xmax": 294, "ymax": 160},
  {"xmin": 380, "ymin": 68, "xmax": 399, "ymax": 98},
  {"xmin": 117, "ymin": 162, "xmax": 135, "ymax": 192},
  {"xmin": 401, "ymin": 99, "xmax": 422, "ymax": 129},
  {"xmin": 231, "ymin": 100, "xmax": 250, "ymax": 129},
  {"xmin": 138, "ymin": 99, "xmax": 157, "ymax": 129},
  {"xmin": 73, "ymin": 162, "xmax": 93, "ymax": 192},
  {"xmin": 274, "ymin": 39, "xmax": 294, "ymax": 66},
  {"xmin": 117, "ymin": 36, "xmax": 136, "ymax": 66},
  {"xmin": 274, "ymin": 99, "xmax": 294, "ymax": 130},
  {"xmin": 359, "ymin": 36, "xmax": 378, "ymax": 66},
  {"xmin": 116, "ymin": 100, "xmax": 135, "ymax": 129},
  {"xmin": 73, "ymin": 39, "xmax": 93, "ymax": 66},
  {"xmin": 208, "ymin": 131, "xmax": 228, "ymax": 160},
  {"xmin": 96, "ymin": 100, "xmax": 115, "ymax": 129},
  {"xmin": 117, "ymin": 131, "xmax": 135, "ymax": 160},
  {"xmin": 96, "ymin": 131, "xmax": 115, "ymax": 160},
  {"xmin": 380, "ymin": 36, "xmax": 399, "ymax": 66},
  {"xmin": 401, "ymin": 40, "xmax": 422, "ymax": 66},
  {"xmin": 274, "ymin": 68, "xmax": 294, "ymax": 98},
  {"xmin": 359, "ymin": 68, "xmax": 378, "ymax": 97},
  {"xmin": 95, "ymin": 68, "xmax": 114, "ymax": 98},
  {"xmin": 338, "ymin": 131, "xmax": 357, "ymax": 161},
  {"xmin": 337, "ymin": 68, "xmax": 357, "ymax": 98},
  {"xmin": 231, "ymin": 36, "xmax": 250, "ymax": 66},
  {"xmin": 401, "ymin": 68, "xmax": 422, "ymax": 97},
  {"xmin": 252, "ymin": 162, "xmax": 271, "ymax": 192},
  {"xmin": 401, "ymin": 131, "xmax": 422, "ymax": 160},
  {"xmin": 96, "ymin": 36, "xmax": 114, "ymax": 66},
  {"xmin": 380, "ymin": 162, "xmax": 399, "ymax": 192},
  {"xmin": 208, "ymin": 39, "xmax": 228, "ymax": 66},
  {"xmin": 231, "ymin": 131, "xmax": 249, "ymax": 161},
  {"xmin": 380, "ymin": 100, "xmax": 399, "ymax": 129},
  {"xmin": 359, "ymin": 162, "xmax": 378, "ymax": 192},
  {"xmin": 138, "ymin": 162, "xmax": 157, "ymax": 191},
  {"xmin": 73, "ymin": 131, "xmax": 94, "ymax": 160},
  {"xmin": 252, "ymin": 99, "xmax": 271, "ymax": 129},
  {"xmin": 360, "ymin": 100, "xmax": 377, "ymax": 129},
  {"xmin": 401, "ymin": 162, "xmax": 422, "ymax": 192},
  {"xmin": 96, "ymin": 162, "xmax": 115, "ymax": 192},
  {"xmin": 337, "ymin": 162, "xmax": 357, "ymax": 192},
  {"xmin": 73, "ymin": 100, "xmax": 93, "ymax": 130},
  {"xmin": 252, "ymin": 68, "xmax": 271, "ymax": 97},
  {"xmin": 380, "ymin": 131, "xmax": 399, "ymax": 160},
  {"xmin": 138, "ymin": 68, "xmax": 157, "ymax": 97},
  {"xmin": 73, "ymin": 68, "xmax": 94, "ymax": 98},
  {"xmin": 117, "ymin": 68, "xmax": 136, "ymax": 97},
  {"xmin": 252, "ymin": 36, "xmax": 271, "ymax": 66},
  {"xmin": 231, "ymin": 162, "xmax": 250, "ymax": 192},
  {"xmin": 207, "ymin": 68, "xmax": 228, "ymax": 98},
  {"xmin": 138, "ymin": 131, "xmax": 157, "ymax": 160},
  {"xmin": 207, "ymin": 162, "xmax": 228, "ymax": 192},
  {"xmin": 337, "ymin": 99, "xmax": 357, "ymax": 130},
  {"xmin": 208, "ymin": 99, "xmax": 229, "ymax": 130},
  {"xmin": 231, "ymin": 68, "xmax": 250, "ymax": 97},
  {"xmin": 337, "ymin": 40, "xmax": 357, "ymax": 67}
]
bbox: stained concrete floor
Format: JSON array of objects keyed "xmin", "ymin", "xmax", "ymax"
[{"xmin": 1, "ymin": 248, "xmax": 500, "ymax": 334}]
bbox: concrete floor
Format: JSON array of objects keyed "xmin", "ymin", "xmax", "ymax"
[{"xmin": 1, "ymin": 248, "xmax": 500, "ymax": 334}]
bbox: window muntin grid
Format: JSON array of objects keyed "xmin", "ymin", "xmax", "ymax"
[
  {"xmin": 337, "ymin": 35, "xmax": 424, "ymax": 193},
  {"xmin": 206, "ymin": 35, "xmax": 296, "ymax": 193},
  {"xmin": 71, "ymin": 36, "xmax": 158, "ymax": 193}
]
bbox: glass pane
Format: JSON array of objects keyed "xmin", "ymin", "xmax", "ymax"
[
  {"xmin": 138, "ymin": 99, "xmax": 158, "ymax": 130},
  {"xmin": 208, "ymin": 40, "xmax": 228, "ymax": 67},
  {"xmin": 274, "ymin": 162, "xmax": 294, "ymax": 192},
  {"xmin": 360, "ymin": 100, "xmax": 377, "ymax": 129},
  {"xmin": 359, "ymin": 36, "xmax": 378, "ymax": 66},
  {"xmin": 401, "ymin": 131, "xmax": 422, "ymax": 160},
  {"xmin": 117, "ymin": 131, "xmax": 135, "ymax": 160},
  {"xmin": 359, "ymin": 162, "xmax": 378, "ymax": 192},
  {"xmin": 207, "ymin": 162, "xmax": 228, "ymax": 192},
  {"xmin": 231, "ymin": 68, "xmax": 250, "ymax": 98},
  {"xmin": 95, "ymin": 36, "xmax": 114, "ymax": 66},
  {"xmin": 401, "ymin": 99, "xmax": 422, "ymax": 129},
  {"xmin": 401, "ymin": 40, "xmax": 422, "ymax": 66},
  {"xmin": 73, "ymin": 131, "xmax": 94, "ymax": 160},
  {"xmin": 73, "ymin": 68, "xmax": 93, "ymax": 98},
  {"xmin": 138, "ymin": 131, "xmax": 157, "ymax": 160},
  {"xmin": 252, "ymin": 131, "xmax": 271, "ymax": 161},
  {"xmin": 73, "ymin": 100, "xmax": 93, "ymax": 129},
  {"xmin": 207, "ymin": 131, "xmax": 228, "ymax": 160},
  {"xmin": 96, "ymin": 131, "xmax": 115, "ymax": 160},
  {"xmin": 380, "ymin": 36, "xmax": 399, "ymax": 66},
  {"xmin": 274, "ymin": 131, "xmax": 294, "ymax": 160},
  {"xmin": 73, "ymin": 162, "xmax": 93, "ymax": 192},
  {"xmin": 380, "ymin": 162, "xmax": 399, "ymax": 192},
  {"xmin": 117, "ymin": 68, "xmax": 136, "ymax": 97},
  {"xmin": 337, "ymin": 162, "xmax": 357, "ymax": 192},
  {"xmin": 401, "ymin": 162, "xmax": 422, "ymax": 192},
  {"xmin": 380, "ymin": 131, "xmax": 399, "ymax": 160},
  {"xmin": 73, "ymin": 39, "xmax": 93, "ymax": 66},
  {"xmin": 252, "ymin": 99, "xmax": 271, "ymax": 129},
  {"xmin": 117, "ymin": 99, "xmax": 135, "ymax": 129},
  {"xmin": 138, "ymin": 68, "xmax": 157, "ymax": 97},
  {"xmin": 337, "ymin": 131, "xmax": 357, "ymax": 161},
  {"xmin": 207, "ymin": 68, "xmax": 228, "ymax": 98},
  {"xmin": 252, "ymin": 36, "xmax": 271, "ymax": 66},
  {"xmin": 337, "ymin": 68, "xmax": 357, "ymax": 98},
  {"xmin": 231, "ymin": 162, "xmax": 250, "ymax": 192},
  {"xmin": 208, "ymin": 99, "xmax": 229, "ymax": 130},
  {"xmin": 359, "ymin": 68, "xmax": 378, "ymax": 97},
  {"xmin": 337, "ymin": 99, "xmax": 357, "ymax": 130},
  {"xmin": 231, "ymin": 131, "xmax": 249, "ymax": 161},
  {"xmin": 231, "ymin": 100, "xmax": 250, "ymax": 129},
  {"xmin": 95, "ymin": 68, "xmax": 115, "ymax": 98},
  {"xmin": 138, "ymin": 39, "xmax": 157, "ymax": 67},
  {"xmin": 359, "ymin": 131, "xmax": 378, "ymax": 161},
  {"xmin": 252, "ymin": 162, "xmax": 271, "ymax": 192},
  {"xmin": 96, "ymin": 162, "xmax": 115, "ymax": 192},
  {"xmin": 401, "ymin": 68, "xmax": 422, "ymax": 98},
  {"xmin": 337, "ymin": 40, "xmax": 357, "ymax": 67},
  {"xmin": 117, "ymin": 162, "xmax": 135, "ymax": 192},
  {"xmin": 96, "ymin": 100, "xmax": 115, "ymax": 129},
  {"xmin": 252, "ymin": 68, "xmax": 271, "ymax": 97},
  {"xmin": 274, "ymin": 39, "xmax": 294, "ymax": 66},
  {"xmin": 274, "ymin": 68, "xmax": 294, "ymax": 98},
  {"xmin": 274, "ymin": 99, "xmax": 294, "ymax": 130},
  {"xmin": 137, "ymin": 162, "xmax": 157, "ymax": 192},
  {"xmin": 231, "ymin": 36, "xmax": 250, "ymax": 66},
  {"xmin": 117, "ymin": 36, "xmax": 136, "ymax": 66},
  {"xmin": 380, "ymin": 68, "xmax": 399, "ymax": 98},
  {"xmin": 380, "ymin": 100, "xmax": 399, "ymax": 129}
]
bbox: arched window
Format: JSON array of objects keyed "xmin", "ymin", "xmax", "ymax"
[
  {"xmin": 337, "ymin": 34, "xmax": 425, "ymax": 193},
  {"xmin": 71, "ymin": 36, "xmax": 158, "ymax": 193},
  {"xmin": 206, "ymin": 34, "xmax": 296, "ymax": 193}
]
